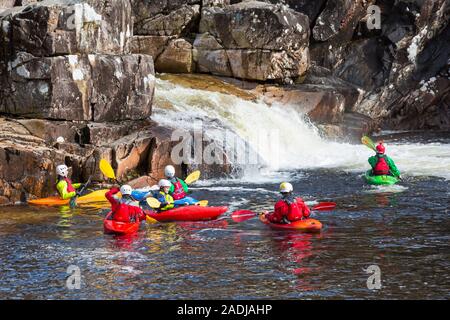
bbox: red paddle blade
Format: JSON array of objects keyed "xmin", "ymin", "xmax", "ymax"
[
  {"xmin": 312, "ymin": 202, "xmax": 336, "ymax": 211},
  {"xmin": 231, "ymin": 210, "xmax": 256, "ymax": 223}
]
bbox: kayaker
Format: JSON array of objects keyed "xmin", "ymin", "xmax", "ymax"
[
  {"xmin": 155, "ymin": 179, "xmax": 175, "ymax": 212},
  {"xmin": 263, "ymin": 182, "xmax": 311, "ymax": 224},
  {"xmin": 105, "ymin": 185, "xmax": 146, "ymax": 223},
  {"xmin": 56, "ymin": 164, "xmax": 83, "ymax": 200},
  {"xmin": 368, "ymin": 142, "xmax": 401, "ymax": 178},
  {"xmin": 164, "ymin": 165, "xmax": 198, "ymax": 206}
]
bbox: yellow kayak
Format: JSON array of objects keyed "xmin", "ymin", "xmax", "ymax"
[{"xmin": 28, "ymin": 189, "xmax": 110, "ymax": 206}]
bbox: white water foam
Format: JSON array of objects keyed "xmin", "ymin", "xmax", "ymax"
[{"xmin": 153, "ymin": 78, "xmax": 450, "ymax": 180}]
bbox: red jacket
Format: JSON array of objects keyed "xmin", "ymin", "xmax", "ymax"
[
  {"xmin": 105, "ymin": 188, "xmax": 146, "ymax": 223},
  {"xmin": 267, "ymin": 197, "xmax": 310, "ymax": 224}
]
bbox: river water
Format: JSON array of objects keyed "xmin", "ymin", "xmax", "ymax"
[{"xmin": 0, "ymin": 77, "xmax": 449, "ymax": 299}]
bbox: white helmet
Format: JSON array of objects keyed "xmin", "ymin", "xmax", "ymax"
[
  {"xmin": 158, "ymin": 179, "xmax": 172, "ymax": 188},
  {"xmin": 56, "ymin": 164, "xmax": 69, "ymax": 177},
  {"xmin": 164, "ymin": 165, "xmax": 176, "ymax": 178},
  {"xmin": 279, "ymin": 182, "xmax": 293, "ymax": 193},
  {"xmin": 120, "ymin": 185, "xmax": 133, "ymax": 196}
]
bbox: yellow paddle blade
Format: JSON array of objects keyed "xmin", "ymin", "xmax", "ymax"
[
  {"xmin": 197, "ymin": 200, "xmax": 208, "ymax": 207},
  {"xmin": 146, "ymin": 216, "xmax": 158, "ymax": 224},
  {"xmin": 146, "ymin": 197, "xmax": 161, "ymax": 209},
  {"xmin": 361, "ymin": 136, "xmax": 376, "ymax": 151},
  {"xmin": 99, "ymin": 159, "xmax": 116, "ymax": 180},
  {"xmin": 185, "ymin": 170, "xmax": 201, "ymax": 185}
]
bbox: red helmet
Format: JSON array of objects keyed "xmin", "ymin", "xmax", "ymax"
[{"xmin": 376, "ymin": 143, "xmax": 385, "ymax": 154}]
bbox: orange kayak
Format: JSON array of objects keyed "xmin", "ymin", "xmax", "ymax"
[
  {"xmin": 103, "ymin": 212, "xmax": 140, "ymax": 235},
  {"xmin": 28, "ymin": 189, "xmax": 109, "ymax": 206},
  {"xmin": 27, "ymin": 196, "xmax": 69, "ymax": 206},
  {"xmin": 259, "ymin": 214, "xmax": 322, "ymax": 233}
]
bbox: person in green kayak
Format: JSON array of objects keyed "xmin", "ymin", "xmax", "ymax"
[
  {"xmin": 55, "ymin": 164, "xmax": 83, "ymax": 200},
  {"xmin": 154, "ymin": 179, "xmax": 175, "ymax": 212},
  {"xmin": 368, "ymin": 142, "xmax": 401, "ymax": 178},
  {"xmin": 164, "ymin": 165, "xmax": 198, "ymax": 206}
]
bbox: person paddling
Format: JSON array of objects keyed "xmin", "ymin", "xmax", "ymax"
[
  {"xmin": 164, "ymin": 165, "xmax": 198, "ymax": 206},
  {"xmin": 105, "ymin": 185, "xmax": 146, "ymax": 223},
  {"xmin": 56, "ymin": 164, "xmax": 83, "ymax": 200},
  {"xmin": 263, "ymin": 182, "xmax": 311, "ymax": 224},
  {"xmin": 368, "ymin": 142, "xmax": 401, "ymax": 178},
  {"xmin": 154, "ymin": 179, "xmax": 175, "ymax": 212}
]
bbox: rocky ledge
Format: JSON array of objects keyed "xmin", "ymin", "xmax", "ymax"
[{"xmin": 0, "ymin": 0, "xmax": 449, "ymax": 205}]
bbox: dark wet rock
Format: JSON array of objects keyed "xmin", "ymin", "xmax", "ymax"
[
  {"xmin": 264, "ymin": 0, "xmax": 327, "ymax": 26},
  {"xmin": 312, "ymin": 0, "xmax": 372, "ymax": 42},
  {"xmin": 334, "ymin": 38, "xmax": 394, "ymax": 91},
  {"xmin": 132, "ymin": 0, "xmax": 201, "ymax": 36}
]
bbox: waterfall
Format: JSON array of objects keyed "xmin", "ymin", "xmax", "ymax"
[{"xmin": 152, "ymin": 77, "xmax": 450, "ymax": 180}]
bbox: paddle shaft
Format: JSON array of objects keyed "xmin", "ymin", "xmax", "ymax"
[{"xmin": 70, "ymin": 175, "xmax": 92, "ymax": 208}]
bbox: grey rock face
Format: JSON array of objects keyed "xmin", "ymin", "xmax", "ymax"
[
  {"xmin": 1, "ymin": 54, "xmax": 155, "ymax": 121},
  {"xmin": 195, "ymin": 0, "xmax": 310, "ymax": 81}
]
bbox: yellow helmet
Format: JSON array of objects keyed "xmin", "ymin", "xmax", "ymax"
[{"xmin": 279, "ymin": 182, "xmax": 293, "ymax": 193}]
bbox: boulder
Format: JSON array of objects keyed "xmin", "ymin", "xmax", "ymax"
[
  {"xmin": 0, "ymin": 1, "xmax": 15, "ymax": 9},
  {"xmin": 200, "ymin": 1, "xmax": 309, "ymax": 50},
  {"xmin": 264, "ymin": 0, "xmax": 327, "ymax": 26},
  {"xmin": 193, "ymin": 33, "xmax": 233, "ymax": 76},
  {"xmin": 0, "ymin": 0, "xmax": 132, "ymax": 56},
  {"xmin": 133, "ymin": 1, "xmax": 200, "ymax": 36},
  {"xmin": 131, "ymin": 35, "xmax": 171, "ymax": 61},
  {"xmin": 155, "ymin": 38, "xmax": 194, "ymax": 73},
  {"xmin": 1, "ymin": 53, "xmax": 155, "ymax": 121},
  {"xmin": 196, "ymin": 0, "xmax": 310, "ymax": 81},
  {"xmin": 334, "ymin": 38, "xmax": 393, "ymax": 91},
  {"xmin": 1, "ymin": 116, "xmax": 226, "ymax": 205},
  {"xmin": 15, "ymin": 119, "xmax": 85, "ymax": 144},
  {"xmin": 84, "ymin": 120, "xmax": 155, "ymax": 146},
  {"xmin": 255, "ymin": 84, "xmax": 346, "ymax": 124},
  {"xmin": 0, "ymin": 118, "xmax": 66, "ymax": 203}
]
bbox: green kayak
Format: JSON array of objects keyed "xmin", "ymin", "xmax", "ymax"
[{"xmin": 364, "ymin": 170, "xmax": 399, "ymax": 185}]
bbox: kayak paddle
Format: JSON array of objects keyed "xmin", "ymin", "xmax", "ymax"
[
  {"xmin": 361, "ymin": 135, "xmax": 376, "ymax": 151},
  {"xmin": 146, "ymin": 215, "xmax": 158, "ymax": 224},
  {"xmin": 231, "ymin": 210, "xmax": 258, "ymax": 223},
  {"xmin": 185, "ymin": 170, "xmax": 201, "ymax": 185},
  {"xmin": 197, "ymin": 200, "xmax": 208, "ymax": 207},
  {"xmin": 312, "ymin": 202, "xmax": 336, "ymax": 211},
  {"xmin": 146, "ymin": 197, "xmax": 162, "ymax": 209},
  {"xmin": 69, "ymin": 175, "xmax": 92, "ymax": 208},
  {"xmin": 99, "ymin": 159, "xmax": 117, "ymax": 181},
  {"xmin": 231, "ymin": 202, "xmax": 337, "ymax": 223}
]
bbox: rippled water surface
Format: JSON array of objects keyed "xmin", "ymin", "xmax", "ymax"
[{"xmin": 0, "ymin": 167, "xmax": 449, "ymax": 299}]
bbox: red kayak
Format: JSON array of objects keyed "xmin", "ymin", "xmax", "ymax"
[
  {"xmin": 259, "ymin": 214, "xmax": 322, "ymax": 233},
  {"xmin": 103, "ymin": 212, "xmax": 140, "ymax": 235},
  {"xmin": 147, "ymin": 206, "xmax": 228, "ymax": 222}
]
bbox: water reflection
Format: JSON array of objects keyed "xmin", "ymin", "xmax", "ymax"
[{"xmin": 267, "ymin": 232, "xmax": 323, "ymax": 292}]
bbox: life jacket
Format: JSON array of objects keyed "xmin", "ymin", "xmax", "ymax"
[
  {"xmin": 118, "ymin": 196, "xmax": 140, "ymax": 208},
  {"xmin": 373, "ymin": 154, "xmax": 390, "ymax": 175},
  {"xmin": 57, "ymin": 177, "xmax": 75, "ymax": 193},
  {"xmin": 272, "ymin": 196, "xmax": 303, "ymax": 223},
  {"xmin": 285, "ymin": 199, "xmax": 303, "ymax": 221},
  {"xmin": 171, "ymin": 178, "xmax": 187, "ymax": 200}
]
